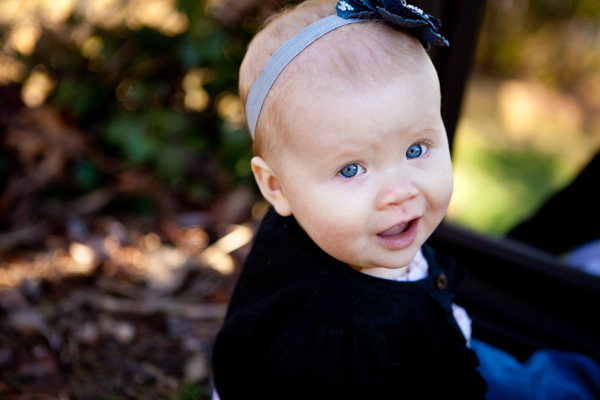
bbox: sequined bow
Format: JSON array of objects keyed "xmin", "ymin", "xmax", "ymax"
[{"xmin": 336, "ymin": 0, "xmax": 449, "ymax": 47}]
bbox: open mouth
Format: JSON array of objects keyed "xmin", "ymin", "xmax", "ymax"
[
  {"xmin": 376, "ymin": 218, "xmax": 419, "ymax": 249},
  {"xmin": 378, "ymin": 221, "xmax": 412, "ymax": 237}
]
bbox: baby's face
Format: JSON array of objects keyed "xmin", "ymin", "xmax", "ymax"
[{"xmin": 275, "ymin": 61, "xmax": 453, "ymax": 271}]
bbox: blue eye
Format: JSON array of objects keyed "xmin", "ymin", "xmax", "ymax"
[
  {"xmin": 339, "ymin": 164, "xmax": 365, "ymax": 178},
  {"xmin": 406, "ymin": 143, "xmax": 428, "ymax": 159}
]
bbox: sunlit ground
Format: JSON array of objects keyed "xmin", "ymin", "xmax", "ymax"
[{"xmin": 447, "ymin": 74, "xmax": 600, "ymax": 235}]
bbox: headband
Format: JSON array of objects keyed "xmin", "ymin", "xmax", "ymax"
[{"xmin": 245, "ymin": 0, "xmax": 449, "ymax": 139}]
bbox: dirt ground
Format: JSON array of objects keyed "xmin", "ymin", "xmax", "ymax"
[{"xmin": 0, "ymin": 196, "xmax": 264, "ymax": 399}]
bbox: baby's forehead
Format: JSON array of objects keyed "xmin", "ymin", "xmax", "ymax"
[
  {"xmin": 250, "ymin": 17, "xmax": 437, "ymax": 165},
  {"xmin": 277, "ymin": 23, "xmax": 427, "ymax": 90},
  {"xmin": 267, "ymin": 29, "xmax": 433, "ymax": 120}
]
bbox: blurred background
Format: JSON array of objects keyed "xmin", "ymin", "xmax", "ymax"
[
  {"xmin": 1, "ymin": 0, "xmax": 599, "ymax": 398},
  {"xmin": 449, "ymin": 0, "xmax": 600, "ymax": 235}
]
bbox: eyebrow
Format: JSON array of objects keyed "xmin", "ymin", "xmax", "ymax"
[{"xmin": 309, "ymin": 140, "xmax": 380, "ymax": 170}]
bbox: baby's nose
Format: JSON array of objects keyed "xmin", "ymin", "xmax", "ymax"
[{"xmin": 375, "ymin": 175, "xmax": 419, "ymax": 211}]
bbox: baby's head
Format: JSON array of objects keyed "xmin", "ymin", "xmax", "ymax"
[{"xmin": 242, "ymin": 0, "xmax": 454, "ymax": 275}]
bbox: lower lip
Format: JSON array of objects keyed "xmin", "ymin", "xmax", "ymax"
[{"xmin": 375, "ymin": 219, "xmax": 419, "ymax": 250}]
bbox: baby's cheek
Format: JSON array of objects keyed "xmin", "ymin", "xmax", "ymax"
[
  {"xmin": 320, "ymin": 219, "xmax": 362, "ymax": 256},
  {"xmin": 290, "ymin": 186, "xmax": 365, "ymax": 260},
  {"xmin": 433, "ymin": 182, "xmax": 453, "ymax": 209},
  {"xmin": 428, "ymin": 169, "xmax": 453, "ymax": 211},
  {"xmin": 441, "ymin": 180, "xmax": 454, "ymax": 211}
]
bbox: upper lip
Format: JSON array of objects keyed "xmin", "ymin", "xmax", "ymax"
[{"xmin": 377, "ymin": 217, "xmax": 420, "ymax": 236}]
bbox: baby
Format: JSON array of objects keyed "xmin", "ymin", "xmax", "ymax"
[{"xmin": 212, "ymin": 0, "xmax": 487, "ymax": 398}]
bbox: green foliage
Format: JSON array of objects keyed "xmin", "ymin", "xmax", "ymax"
[
  {"xmin": 477, "ymin": 0, "xmax": 600, "ymax": 88},
  {"xmin": 479, "ymin": 147, "xmax": 568, "ymax": 233},
  {"xmin": 103, "ymin": 110, "xmax": 200, "ymax": 183},
  {"xmin": 73, "ymin": 158, "xmax": 102, "ymax": 191},
  {"xmin": 170, "ymin": 383, "xmax": 208, "ymax": 400},
  {"xmin": 1, "ymin": 0, "xmax": 256, "ymax": 210},
  {"xmin": 576, "ymin": 0, "xmax": 600, "ymax": 19},
  {"xmin": 451, "ymin": 136, "xmax": 574, "ymax": 235}
]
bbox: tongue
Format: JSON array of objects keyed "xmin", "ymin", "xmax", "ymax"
[{"xmin": 379, "ymin": 223, "xmax": 408, "ymax": 236}]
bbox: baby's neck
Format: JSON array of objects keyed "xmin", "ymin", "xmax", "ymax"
[
  {"xmin": 349, "ymin": 264, "xmax": 410, "ymax": 280},
  {"xmin": 348, "ymin": 248, "xmax": 427, "ymax": 281}
]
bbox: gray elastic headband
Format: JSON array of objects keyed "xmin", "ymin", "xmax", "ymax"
[{"xmin": 245, "ymin": 14, "xmax": 363, "ymax": 139}]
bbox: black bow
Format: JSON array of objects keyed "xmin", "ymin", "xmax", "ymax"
[{"xmin": 336, "ymin": 0, "xmax": 449, "ymax": 48}]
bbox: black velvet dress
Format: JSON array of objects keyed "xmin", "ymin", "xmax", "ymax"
[{"xmin": 213, "ymin": 208, "xmax": 487, "ymax": 399}]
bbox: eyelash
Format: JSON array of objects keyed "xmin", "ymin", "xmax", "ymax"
[{"xmin": 415, "ymin": 140, "xmax": 433, "ymax": 151}]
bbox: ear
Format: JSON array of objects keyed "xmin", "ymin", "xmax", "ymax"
[{"xmin": 251, "ymin": 156, "xmax": 292, "ymax": 216}]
